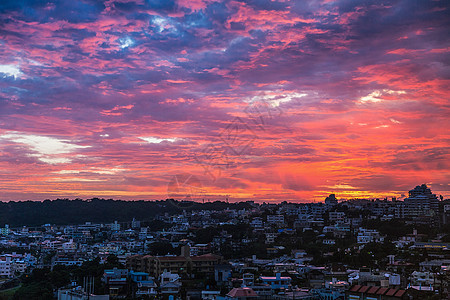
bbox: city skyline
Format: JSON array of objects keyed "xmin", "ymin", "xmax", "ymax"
[{"xmin": 0, "ymin": 0, "xmax": 449, "ymax": 202}]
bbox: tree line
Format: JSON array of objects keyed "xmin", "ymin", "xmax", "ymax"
[{"xmin": 0, "ymin": 198, "xmax": 253, "ymax": 227}]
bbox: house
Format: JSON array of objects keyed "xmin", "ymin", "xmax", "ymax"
[
  {"xmin": 265, "ymin": 233, "xmax": 277, "ymax": 244},
  {"xmin": 215, "ymin": 264, "xmax": 232, "ymax": 285},
  {"xmin": 278, "ymin": 290, "xmax": 315, "ymax": 299},
  {"xmin": 409, "ymin": 271, "xmax": 435, "ymax": 286},
  {"xmin": 129, "ymin": 271, "xmax": 157, "ymax": 298},
  {"xmin": 323, "ymin": 239, "xmax": 336, "ymax": 245},
  {"xmin": 357, "ymin": 229, "xmax": 384, "ymax": 244},
  {"xmin": 103, "ymin": 268, "xmax": 128, "ymax": 298},
  {"xmin": 329, "ymin": 211, "xmax": 345, "ymax": 222},
  {"xmin": 159, "ymin": 271, "xmax": 181, "ymax": 297},
  {"xmin": 201, "ymin": 290, "xmax": 221, "ymax": 300},
  {"xmin": 348, "ymin": 268, "xmax": 400, "ymax": 287},
  {"xmin": 58, "ymin": 287, "xmax": 110, "ymax": 300},
  {"xmin": 267, "ymin": 215, "xmax": 285, "ymax": 225},
  {"xmin": 260, "ymin": 273, "xmax": 292, "ymax": 289},
  {"xmin": 308, "ymin": 269, "xmax": 325, "ymax": 288},
  {"xmin": 250, "ymin": 218, "xmax": 264, "ymax": 229},
  {"xmin": 0, "ymin": 255, "xmax": 12, "ymax": 278},
  {"xmin": 160, "ymin": 281, "xmax": 181, "ymax": 297},
  {"xmin": 190, "ymin": 243, "xmax": 211, "ymax": 256},
  {"xmin": 136, "ymin": 280, "xmax": 157, "ymax": 298},
  {"xmin": 103, "ymin": 268, "xmax": 128, "ymax": 283},
  {"xmin": 242, "ymin": 273, "xmax": 254, "ymax": 286},
  {"xmin": 313, "ymin": 287, "xmax": 346, "ymax": 300},
  {"xmin": 246, "ymin": 284, "xmax": 272, "ymax": 299},
  {"xmin": 53, "ymin": 257, "xmax": 84, "ymax": 267}
]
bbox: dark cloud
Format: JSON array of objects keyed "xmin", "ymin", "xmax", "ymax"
[{"xmin": 0, "ymin": 0, "xmax": 105, "ymax": 23}]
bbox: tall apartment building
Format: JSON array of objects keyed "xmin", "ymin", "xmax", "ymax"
[
  {"xmin": 126, "ymin": 246, "xmax": 222, "ymax": 278},
  {"xmin": 0, "ymin": 255, "xmax": 12, "ymax": 278},
  {"xmin": 403, "ymin": 184, "xmax": 439, "ymax": 218}
]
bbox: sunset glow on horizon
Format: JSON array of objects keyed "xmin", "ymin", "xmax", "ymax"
[{"xmin": 0, "ymin": 0, "xmax": 449, "ymax": 202}]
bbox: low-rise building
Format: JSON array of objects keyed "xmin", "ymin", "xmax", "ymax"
[
  {"xmin": 260, "ymin": 273, "xmax": 292, "ymax": 289},
  {"xmin": 357, "ymin": 228, "xmax": 384, "ymax": 244},
  {"xmin": 346, "ymin": 285, "xmax": 407, "ymax": 300}
]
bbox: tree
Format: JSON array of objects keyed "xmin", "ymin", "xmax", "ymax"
[{"xmin": 148, "ymin": 241, "xmax": 175, "ymax": 256}]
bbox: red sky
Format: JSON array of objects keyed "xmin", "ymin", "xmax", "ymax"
[{"xmin": 0, "ymin": 0, "xmax": 449, "ymax": 202}]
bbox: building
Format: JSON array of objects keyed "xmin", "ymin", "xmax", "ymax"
[
  {"xmin": 110, "ymin": 221, "xmax": 120, "ymax": 231},
  {"xmin": 190, "ymin": 243, "xmax": 211, "ymax": 256},
  {"xmin": 250, "ymin": 218, "xmax": 264, "ymax": 229},
  {"xmin": 346, "ymin": 285, "xmax": 407, "ymax": 300},
  {"xmin": 0, "ymin": 255, "xmax": 12, "ymax": 278},
  {"xmin": 0, "ymin": 225, "xmax": 10, "ymax": 236},
  {"xmin": 126, "ymin": 245, "xmax": 223, "ymax": 277},
  {"xmin": 329, "ymin": 211, "xmax": 345, "ymax": 222},
  {"xmin": 246, "ymin": 284, "xmax": 272, "ymax": 299},
  {"xmin": 58, "ymin": 287, "xmax": 109, "ymax": 300},
  {"xmin": 357, "ymin": 229, "xmax": 384, "ymax": 244},
  {"xmin": 102, "ymin": 268, "xmax": 128, "ymax": 298},
  {"xmin": 54, "ymin": 257, "xmax": 84, "ymax": 267},
  {"xmin": 159, "ymin": 271, "xmax": 181, "ymax": 297},
  {"xmin": 129, "ymin": 271, "xmax": 157, "ymax": 298},
  {"xmin": 409, "ymin": 271, "xmax": 435, "ymax": 286},
  {"xmin": 308, "ymin": 269, "xmax": 325, "ymax": 288},
  {"xmin": 226, "ymin": 287, "xmax": 258, "ymax": 299},
  {"xmin": 403, "ymin": 184, "xmax": 439, "ymax": 218},
  {"xmin": 267, "ymin": 215, "xmax": 285, "ymax": 224},
  {"xmin": 131, "ymin": 218, "xmax": 140, "ymax": 229},
  {"xmin": 323, "ymin": 239, "xmax": 336, "ymax": 245},
  {"xmin": 242, "ymin": 273, "xmax": 254, "ymax": 286},
  {"xmin": 348, "ymin": 269, "xmax": 401, "ymax": 287},
  {"xmin": 201, "ymin": 290, "xmax": 221, "ymax": 299},
  {"xmin": 313, "ymin": 287, "xmax": 345, "ymax": 300},
  {"xmin": 443, "ymin": 203, "xmax": 450, "ymax": 224},
  {"xmin": 265, "ymin": 233, "xmax": 277, "ymax": 244},
  {"xmin": 325, "ymin": 194, "xmax": 338, "ymax": 206},
  {"xmin": 260, "ymin": 273, "xmax": 292, "ymax": 289},
  {"xmin": 215, "ymin": 264, "xmax": 232, "ymax": 284}
]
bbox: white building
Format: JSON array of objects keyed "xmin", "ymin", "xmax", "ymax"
[
  {"xmin": 403, "ymin": 184, "xmax": 440, "ymax": 217},
  {"xmin": 323, "ymin": 239, "xmax": 336, "ymax": 245},
  {"xmin": 329, "ymin": 211, "xmax": 345, "ymax": 222},
  {"xmin": 410, "ymin": 271, "xmax": 435, "ymax": 286},
  {"xmin": 250, "ymin": 217, "xmax": 264, "ymax": 228},
  {"xmin": 267, "ymin": 215, "xmax": 285, "ymax": 224},
  {"xmin": 61, "ymin": 239, "xmax": 77, "ymax": 253},
  {"xmin": 0, "ymin": 255, "xmax": 12, "ymax": 277},
  {"xmin": 58, "ymin": 287, "xmax": 109, "ymax": 300},
  {"xmin": 265, "ymin": 233, "xmax": 277, "ymax": 244},
  {"xmin": 110, "ymin": 221, "xmax": 120, "ymax": 231},
  {"xmin": 357, "ymin": 228, "xmax": 384, "ymax": 244},
  {"xmin": 0, "ymin": 225, "xmax": 10, "ymax": 236}
]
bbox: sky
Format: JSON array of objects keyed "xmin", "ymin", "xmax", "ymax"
[{"xmin": 0, "ymin": 0, "xmax": 449, "ymax": 202}]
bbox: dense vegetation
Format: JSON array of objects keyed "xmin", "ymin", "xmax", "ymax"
[
  {"xmin": 0, "ymin": 198, "xmax": 253, "ymax": 227},
  {"xmin": 12, "ymin": 255, "xmax": 122, "ymax": 300}
]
